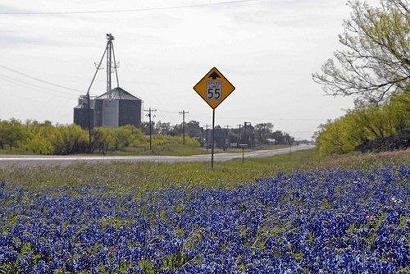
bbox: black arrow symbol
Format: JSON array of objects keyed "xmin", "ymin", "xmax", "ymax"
[{"xmin": 208, "ymin": 71, "xmax": 221, "ymax": 79}]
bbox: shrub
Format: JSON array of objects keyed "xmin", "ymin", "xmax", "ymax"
[
  {"xmin": 317, "ymin": 92, "xmax": 410, "ymax": 155},
  {"xmin": 51, "ymin": 125, "xmax": 89, "ymax": 155},
  {"xmin": 356, "ymin": 129, "xmax": 410, "ymax": 152},
  {"xmin": 20, "ymin": 134, "xmax": 53, "ymax": 154},
  {"xmin": 92, "ymin": 127, "xmax": 116, "ymax": 154}
]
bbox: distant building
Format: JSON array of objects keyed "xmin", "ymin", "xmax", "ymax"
[
  {"xmin": 74, "ymin": 87, "xmax": 142, "ymax": 129},
  {"xmin": 74, "ymin": 34, "xmax": 142, "ymax": 129}
]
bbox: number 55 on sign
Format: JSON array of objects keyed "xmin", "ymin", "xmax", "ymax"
[{"xmin": 193, "ymin": 67, "xmax": 235, "ymax": 109}]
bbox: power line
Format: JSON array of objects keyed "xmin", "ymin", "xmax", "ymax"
[
  {"xmin": 0, "ymin": 0, "xmax": 262, "ymax": 15},
  {"xmin": 0, "ymin": 64, "xmax": 82, "ymax": 93},
  {"xmin": 0, "ymin": 73, "xmax": 77, "ymax": 98},
  {"xmin": 0, "ymin": 74, "xmax": 76, "ymax": 99}
]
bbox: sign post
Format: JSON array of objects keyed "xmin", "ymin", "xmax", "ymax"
[
  {"xmin": 193, "ymin": 67, "xmax": 236, "ymax": 169},
  {"xmin": 239, "ymin": 144, "xmax": 248, "ymax": 163},
  {"xmin": 211, "ymin": 109, "xmax": 215, "ymax": 168}
]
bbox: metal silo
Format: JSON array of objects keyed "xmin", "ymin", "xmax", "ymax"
[{"xmin": 95, "ymin": 87, "xmax": 142, "ymax": 128}]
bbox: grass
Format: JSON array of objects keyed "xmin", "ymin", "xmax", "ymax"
[
  {"xmin": 0, "ymin": 149, "xmax": 37, "ymax": 155},
  {"xmin": 254, "ymin": 144, "xmax": 290, "ymax": 150},
  {"xmin": 0, "ymin": 144, "xmax": 290, "ymax": 157},
  {"xmin": 95, "ymin": 144, "xmax": 207, "ymax": 156},
  {"xmin": 213, "ymin": 144, "xmax": 289, "ymax": 153},
  {"xmin": 0, "ymin": 144, "xmax": 207, "ymax": 157},
  {"xmin": 0, "ymin": 149, "xmax": 409, "ymax": 195}
]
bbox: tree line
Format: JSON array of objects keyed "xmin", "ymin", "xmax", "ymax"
[
  {"xmin": 0, "ymin": 121, "xmax": 198, "ymax": 155},
  {"xmin": 140, "ymin": 121, "xmax": 298, "ymax": 149},
  {"xmin": 0, "ymin": 119, "xmax": 297, "ymax": 155}
]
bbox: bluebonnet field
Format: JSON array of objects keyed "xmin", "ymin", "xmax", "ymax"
[{"xmin": 0, "ymin": 165, "xmax": 409, "ymax": 273}]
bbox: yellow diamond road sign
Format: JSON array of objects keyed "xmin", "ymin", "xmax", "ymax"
[{"xmin": 193, "ymin": 67, "xmax": 236, "ymax": 109}]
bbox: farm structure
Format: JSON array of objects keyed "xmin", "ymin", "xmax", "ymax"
[
  {"xmin": 74, "ymin": 87, "xmax": 142, "ymax": 129},
  {"xmin": 73, "ymin": 33, "xmax": 142, "ymax": 129}
]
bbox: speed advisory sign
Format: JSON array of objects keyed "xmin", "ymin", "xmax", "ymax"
[{"xmin": 193, "ymin": 67, "xmax": 235, "ymax": 109}]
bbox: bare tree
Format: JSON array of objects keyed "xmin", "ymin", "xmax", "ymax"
[{"xmin": 313, "ymin": 0, "xmax": 410, "ymax": 103}]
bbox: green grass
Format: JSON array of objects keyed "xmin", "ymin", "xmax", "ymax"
[
  {"xmin": 254, "ymin": 144, "xmax": 290, "ymax": 150},
  {"xmin": 94, "ymin": 144, "xmax": 207, "ymax": 156},
  {"xmin": 0, "ymin": 149, "xmax": 37, "ymax": 155},
  {"xmin": 0, "ymin": 144, "xmax": 289, "ymax": 157},
  {"xmin": 0, "ymin": 144, "xmax": 207, "ymax": 157},
  {"xmin": 0, "ymin": 149, "xmax": 408, "ymax": 195},
  {"xmin": 213, "ymin": 144, "xmax": 289, "ymax": 153}
]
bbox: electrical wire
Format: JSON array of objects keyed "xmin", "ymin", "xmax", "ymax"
[
  {"xmin": 0, "ymin": 73, "xmax": 76, "ymax": 99},
  {"xmin": 0, "ymin": 64, "xmax": 82, "ymax": 93},
  {"xmin": 0, "ymin": 0, "xmax": 262, "ymax": 15}
]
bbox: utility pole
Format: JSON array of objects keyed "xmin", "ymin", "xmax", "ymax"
[
  {"xmin": 144, "ymin": 107, "xmax": 157, "ymax": 150},
  {"xmin": 204, "ymin": 124, "xmax": 210, "ymax": 150},
  {"xmin": 179, "ymin": 110, "xmax": 189, "ymax": 145},
  {"xmin": 224, "ymin": 125, "xmax": 230, "ymax": 150},
  {"xmin": 244, "ymin": 122, "xmax": 252, "ymax": 147},
  {"xmin": 237, "ymin": 124, "xmax": 242, "ymax": 146}
]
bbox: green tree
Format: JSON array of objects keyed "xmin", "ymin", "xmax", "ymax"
[
  {"xmin": 254, "ymin": 123, "xmax": 274, "ymax": 145},
  {"xmin": 20, "ymin": 121, "xmax": 54, "ymax": 154},
  {"xmin": 155, "ymin": 121, "xmax": 172, "ymax": 135},
  {"xmin": 313, "ymin": 0, "xmax": 410, "ymax": 103},
  {"xmin": 186, "ymin": 120, "xmax": 202, "ymax": 139},
  {"xmin": 0, "ymin": 119, "xmax": 29, "ymax": 149}
]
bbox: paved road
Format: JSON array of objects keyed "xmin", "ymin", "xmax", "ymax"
[{"xmin": 0, "ymin": 145, "xmax": 314, "ymax": 167}]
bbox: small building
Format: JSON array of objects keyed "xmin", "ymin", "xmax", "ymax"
[{"xmin": 73, "ymin": 87, "xmax": 142, "ymax": 129}]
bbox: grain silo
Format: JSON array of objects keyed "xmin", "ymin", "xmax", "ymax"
[
  {"xmin": 74, "ymin": 34, "xmax": 142, "ymax": 129},
  {"xmin": 94, "ymin": 87, "xmax": 142, "ymax": 128}
]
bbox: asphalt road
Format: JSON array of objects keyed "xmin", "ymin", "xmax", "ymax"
[{"xmin": 0, "ymin": 145, "xmax": 314, "ymax": 167}]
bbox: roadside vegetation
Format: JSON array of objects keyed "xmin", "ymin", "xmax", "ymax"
[
  {"xmin": 316, "ymin": 91, "xmax": 409, "ymax": 155},
  {"xmin": 0, "ymin": 121, "xmax": 202, "ymax": 156},
  {"xmin": 1, "ymin": 148, "xmax": 408, "ymax": 194},
  {"xmin": 0, "ymin": 119, "xmax": 300, "ymax": 156}
]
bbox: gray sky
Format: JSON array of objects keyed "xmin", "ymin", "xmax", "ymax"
[{"xmin": 0, "ymin": 0, "xmax": 375, "ymax": 139}]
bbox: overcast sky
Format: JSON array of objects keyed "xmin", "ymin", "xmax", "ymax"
[{"xmin": 0, "ymin": 0, "xmax": 379, "ymax": 139}]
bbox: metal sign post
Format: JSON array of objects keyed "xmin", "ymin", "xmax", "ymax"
[
  {"xmin": 193, "ymin": 67, "xmax": 236, "ymax": 169},
  {"xmin": 239, "ymin": 144, "xmax": 248, "ymax": 163},
  {"xmin": 211, "ymin": 109, "xmax": 215, "ymax": 169}
]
